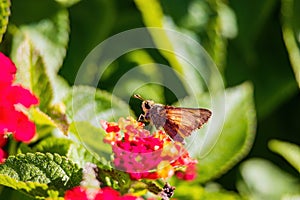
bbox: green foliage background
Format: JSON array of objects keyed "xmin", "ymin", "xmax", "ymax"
[{"xmin": 0, "ymin": 0, "xmax": 299, "ymax": 199}]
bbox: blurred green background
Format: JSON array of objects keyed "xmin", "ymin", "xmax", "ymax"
[{"xmin": 1, "ymin": 0, "xmax": 300, "ymax": 199}]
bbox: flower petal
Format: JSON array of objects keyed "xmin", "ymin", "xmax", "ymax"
[
  {"xmin": 94, "ymin": 187, "xmax": 120, "ymax": 200},
  {"xmin": 13, "ymin": 112, "xmax": 36, "ymax": 142},
  {"xmin": 0, "ymin": 52, "xmax": 16, "ymax": 86},
  {"xmin": 0, "ymin": 134, "xmax": 8, "ymax": 148},
  {"xmin": 7, "ymin": 85, "xmax": 39, "ymax": 107},
  {"xmin": 0, "ymin": 148, "xmax": 7, "ymax": 163},
  {"xmin": 64, "ymin": 186, "xmax": 88, "ymax": 200}
]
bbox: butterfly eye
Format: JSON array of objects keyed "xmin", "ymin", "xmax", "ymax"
[{"xmin": 144, "ymin": 101, "xmax": 151, "ymax": 109}]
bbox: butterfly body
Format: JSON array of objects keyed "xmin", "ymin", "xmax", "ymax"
[{"xmin": 134, "ymin": 95, "xmax": 212, "ymax": 142}]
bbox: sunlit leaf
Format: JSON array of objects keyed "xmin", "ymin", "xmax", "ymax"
[
  {"xmin": 65, "ymin": 85, "xmax": 133, "ymax": 125},
  {"xmin": 237, "ymin": 158, "xmax": 300, "ymax": 200},
  {"xmin": 11, "ymin": 9, "xmax": 70, "ymax": 104},
  {"xmin": 0, "ymin": 152, "xmax": 82, "ymax": 198},
  {"xmin": 172, "ymin": 182, "xmax": 241, "ymax": 200},
  {"xmin": 17, "ymin": 136, "xmax": 132, "ymax": 193},
  {"xmin": 12, "ymin": 39, "xmax": 53, "ymax": 110},
  {"xmin": 181, "ymin": 82, "xmax": 256, "ymax": 183},
  {"xmin": 64, "ymin": 86, "xmax": 134, "ymax": 165},
  {"xmin": 281, "ymin": 0, "xmax": 300, "ymax": 87},
  {"xmin": 55, "ymin": 0, "xmax": 81, "ymax": 7},
  {"xmin": 0, "ymin": 175, "xmax": 49, "ymax": 198},
  {"xmin": 269, "ymin": 139, "xmax": 300, "ymax": 172}
]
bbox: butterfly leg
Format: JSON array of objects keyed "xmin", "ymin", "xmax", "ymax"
[
  {"xmin": 138, "ymin": 112, "xmax": 151, "ymax": 124},
  {"xmin": 137, "ymin": 114, "xmax": 146, "ymax": 122}
]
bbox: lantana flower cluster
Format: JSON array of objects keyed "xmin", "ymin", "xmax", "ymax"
[
  {"xmin": 0, "ymin": 52, "xmax": 39, "ymax": 162},
  {"xmin": 101, "ymin": 117, "xmax": 198, "ymax": 181}
]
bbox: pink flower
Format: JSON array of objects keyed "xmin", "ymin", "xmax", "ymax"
[
  {"xmin": 0, "ymin": 134, "xmax": 7, "ymax": 148},
  {"xmin": 0, "ymin": 52, "xmax": 39, "ymax": 143},
  {"xmin": 94, "ymin": 187, "xmax": 120, "ymax": 200},
  {"xmin": 95, "ymin": 187, "xmax": 141, "ymax": 200},
  {"xmin": 64, "ymin": 186, "xmax": 88, "ymax": 200},
  {"xmin": 101, "ymin": 117, "xmax": 198, "ymax": 181},
  {"xmin": 0, "ymin": 52, "xmax": 16, "ymax": 86},
  {"xmin": 0, "ymin": 148, "xmax": 7, "ymax": 163},
  {"xmin": 175, "ymin": 163, "xmax": 198, "ymax": 181},
  {"xmin": 64, "ymin": 186, "xmax": 140, "ymax": 200},
  {"xmin": 0, "ymin": 129, "xmax": 8, "ymax": 164}
]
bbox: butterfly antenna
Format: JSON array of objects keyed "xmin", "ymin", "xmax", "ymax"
[{"xmin": 133, "ymin": 94, "xmax": 144, "ymax": 101}]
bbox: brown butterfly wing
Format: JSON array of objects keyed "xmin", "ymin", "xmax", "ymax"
[{"xmin": 163, "ymin": 106, "xmax": 211, "ymax": 142}]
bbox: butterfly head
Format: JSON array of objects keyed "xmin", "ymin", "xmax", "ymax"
[
  {"xmin": 141, "ymin": 100, "xmax": 155, "ymax": 113},
  {"xmin": 133, "ymin": 94, "xmax": 155, "ymax": 113}
]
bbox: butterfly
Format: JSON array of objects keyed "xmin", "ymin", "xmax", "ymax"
[{"xmin": 134, "ymin": 94, "xmax": 212, "ymax": 143}]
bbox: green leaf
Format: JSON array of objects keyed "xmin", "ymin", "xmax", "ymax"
[
  {"xmin": 0, "ymin": 175, "xmax": 49, "ymax": 199},
  {"xmin": 30, "ymin": 107, "xmax": 69, "ymax": 136},
  {"xmin": 55, "ymin": 0, "xmax": 81, "ymax": 7},
  {"xmin": 237, "ymin": 158, "xmax": 300, "ymax": 199},
  {"xmin": 0, "ymin": 0, "xmax": 10, "ymax": 43},
  {"xmin": 269, "ymin": 139, "xmax": 300, "ymax": 172},
  {"xmin": 30, "ymin": 108, "xmax": 57, "ymax": 127},
  {"xmin": 65, "ymin": 85, "xmax": 134, "ymax": 125},
  {"xmin": 281, "ymin": 0, "xmax": 300, "ymax": 88},
  {"xmin": 29, "ymin": 52, "xmax": 53, "ymax": 110},
  {"xmin": 98, "ymin": 168, "xmax": 131, "ymax": 194},
  {"xmin": 0, "ymin": 152, "xmax": 82, "ymax": 198},
  {"xmin": 46, "ymin": 190, "xmax": 64, "ymax": 200},
  {"xmin": 68, "ymin": 121, "xmax": 112, "ymax": 164},
  {"xmin": 29, "ymin": 136, "xmax": 100, "ymax": 169},
  {"xmin": 47, "ymin": 104, "xmax": 70, "ymax": 135},
  {"xmin": 19, "ymin": 136, "xmax": 131, "ymax": 193},
  {"xmin": 12, "ymin": 38, "xmax": 53, "ymax": 110},
  {"xmin": 18, "ymin": 136, "xmax": 100, "ymax": 169},
  {"xmin": 63, "ymin": 86, "xmax": 136, "ymax": 193},
  {"xmin": 12, "ymin": 9, "xmax": 69, "ymax": 77},
  {"xmin": 172, "ymin": 182, "xmax": 241, "ymax": 200},
  {"xmin": 0, "ymin": 187, "xmax": 35, "ymax": 200},
  {"xmin": 68, "ymin": 121, "xmax": 132, "ymax": 193},
  {"xmin": 33, "ymin": 137, "xmax": 73, "ymax": 157},
  {"xmin": 182, "ymin": 82, "xmax": 256, "ymax": 183},
  {"xmin": 64, "ymin": 86, "xmax": 134, "ymax": 165},
  {"xmin": 11, "ymin": 9, "xmax": 70, "ymax": 105}
]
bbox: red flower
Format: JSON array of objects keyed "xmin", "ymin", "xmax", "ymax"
[
  {"xmin": 0, "ymin": 134, "xmax": 7, "ymax": 147},
  {"xmin": 101, "ymin": 117, "xmax": 198, "ymax": 181},
  {"xmin": 64, "ymin": 186, "xmax": 140, "ymax": 200},
  {"xmin": 95, "ymin": 187, "xmax": 141, "ymax": 200},
  {"xmin": 0, "ymin": 52, "xmax": 39, "ymax": 143},
  {"xmin": 94, "ymin": 187, "xmax": 120, "ymax": 200},
  {"xmin": 64, "ymin": 186, "xmax": 88, "ymax": 200},
  {"xmin": 175, "ymin": 163, "xmax": 198, "ymax": 181},
  {"xmin": 0, "ymin": 148, "xmax": 7, "ymax": 163},
  {"xmin": 0, "ymin": 53, "xmax": 16, "ymax": 86},
  {"xmin": 0, "ymin": 126, "xmax": 8, "ymax": 164}
]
